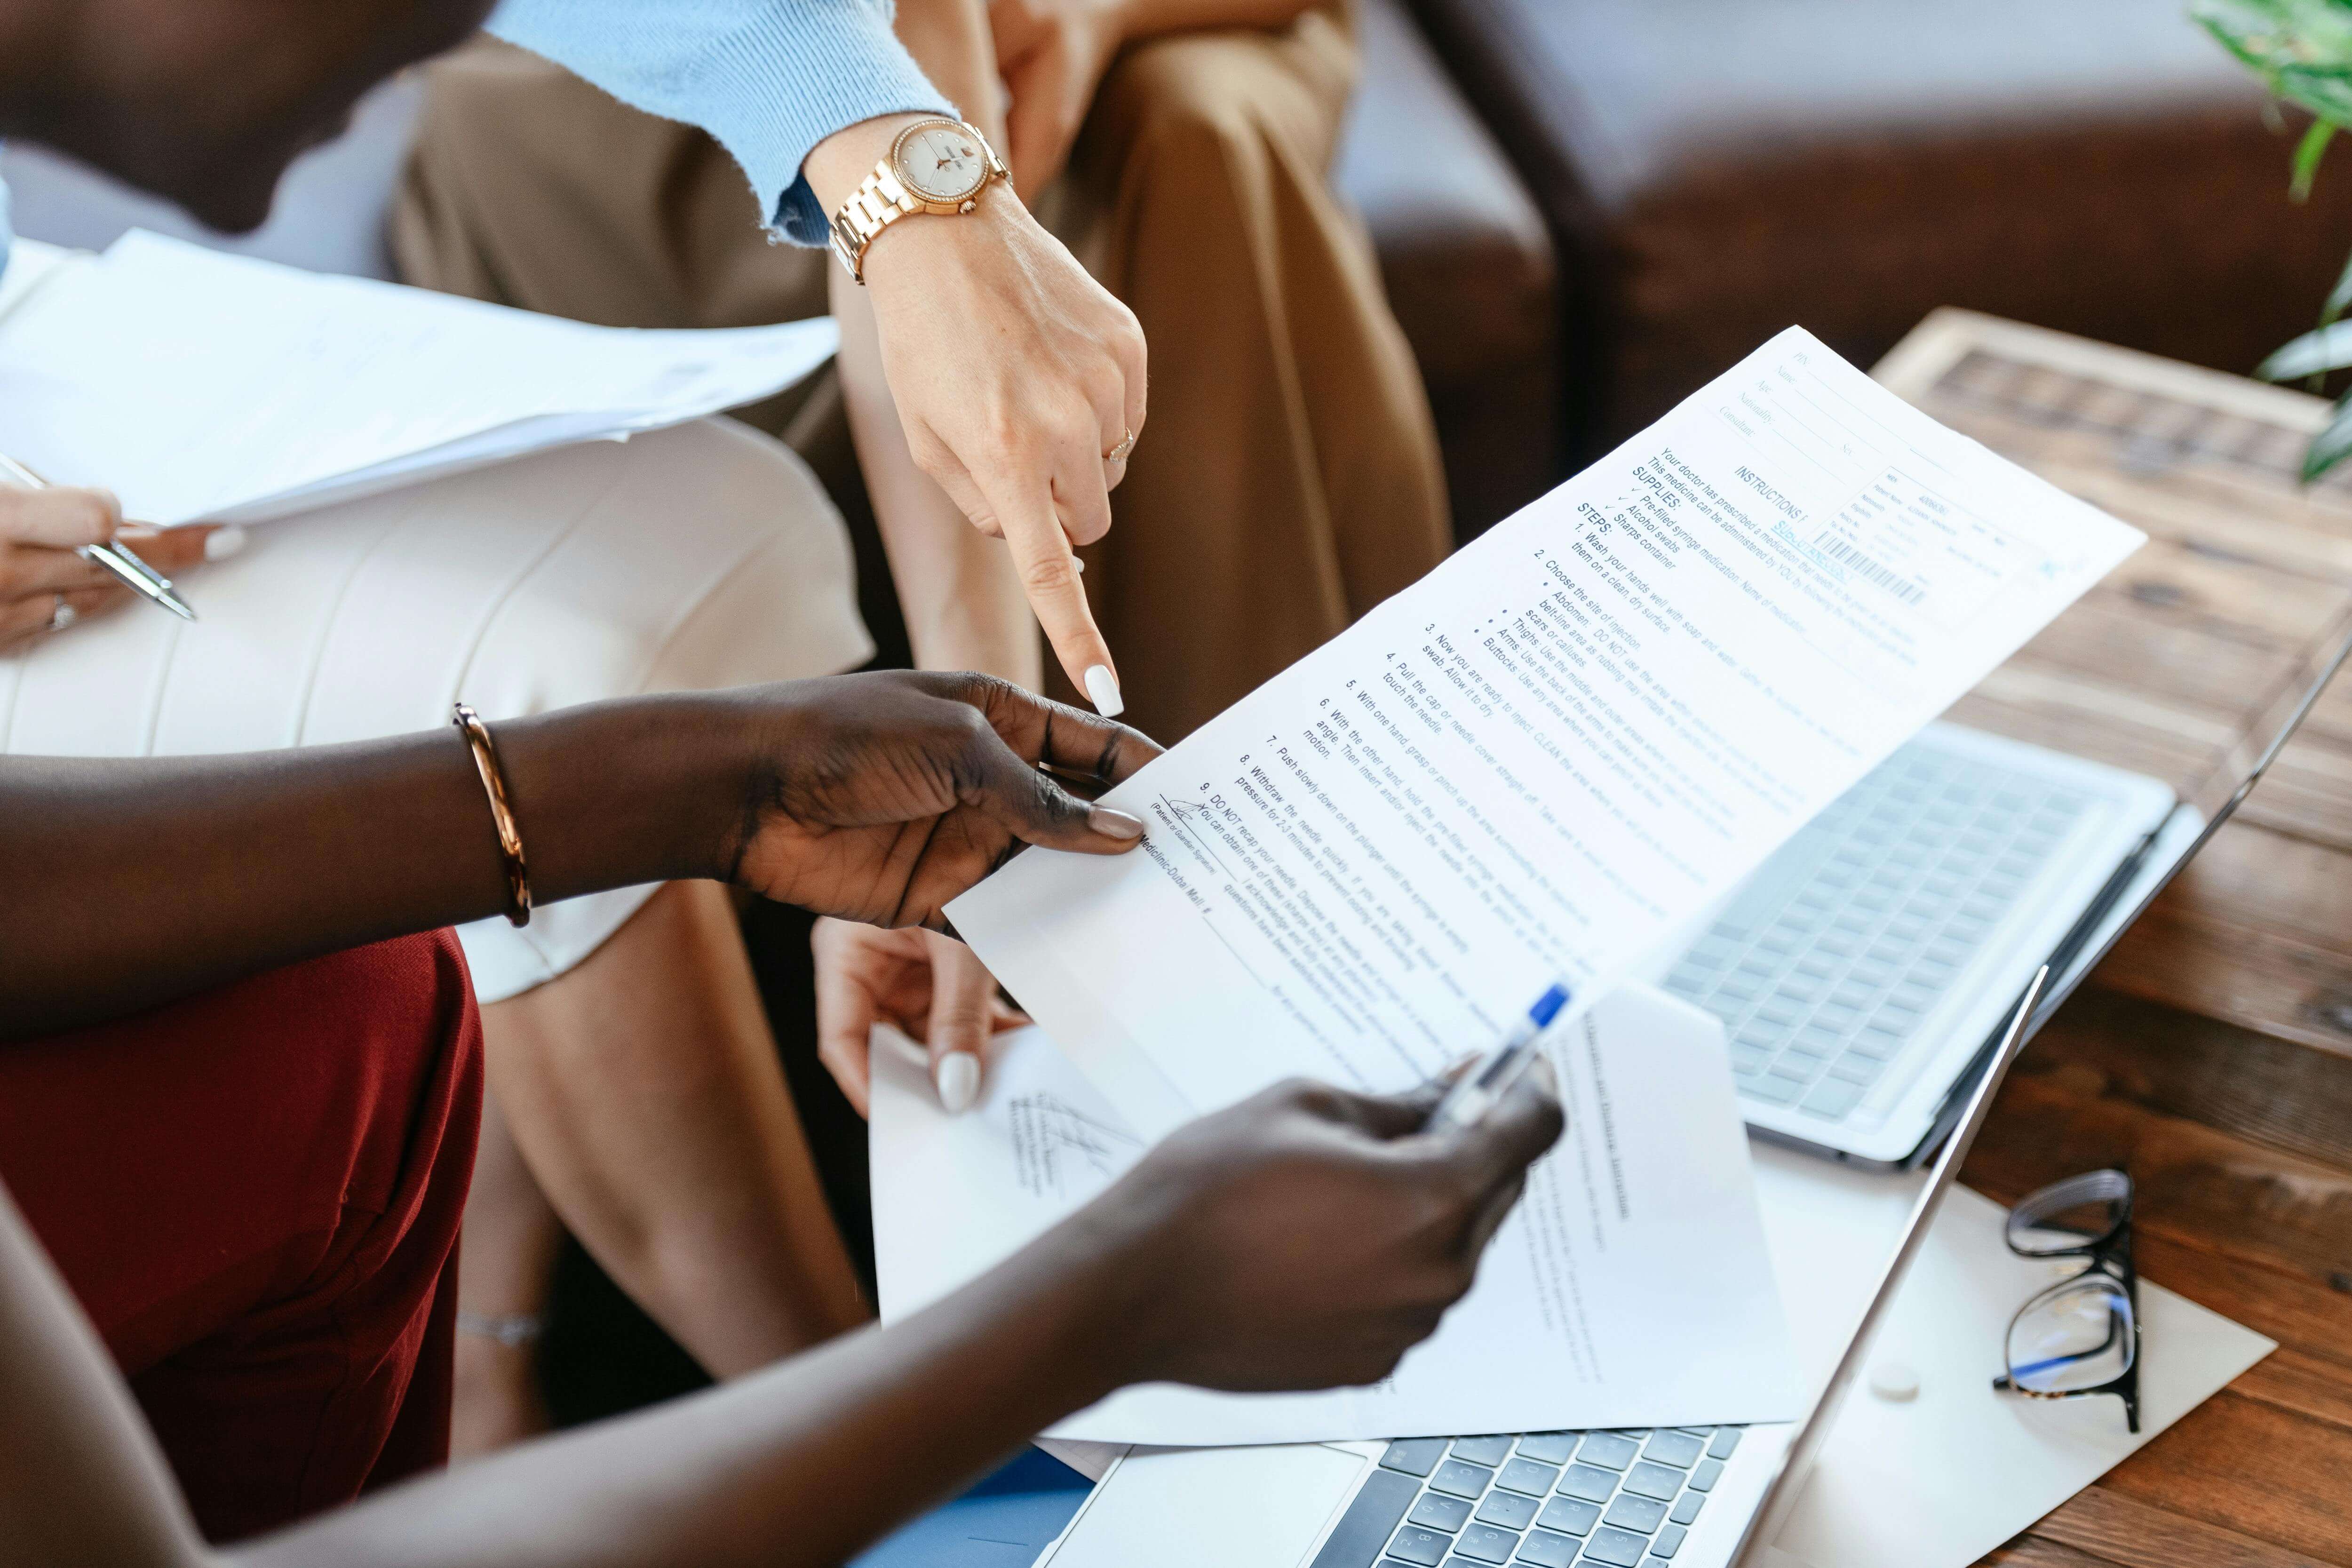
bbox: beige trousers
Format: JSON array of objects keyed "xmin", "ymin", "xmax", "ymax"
[{"xmin": 392, "ymin": 6, "xmax": 1447, "ymax": 742}]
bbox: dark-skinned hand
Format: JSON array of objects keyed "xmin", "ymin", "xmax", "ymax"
[
  {"xmin": 721, "ymin": 670, "xmax": 1163, "ymax": 928},
  {"xmin": 1069, "ymin": 1062, "xmax": 1566, "ymax": 1393}
]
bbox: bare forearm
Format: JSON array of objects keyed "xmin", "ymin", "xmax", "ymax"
[
  {"xmin": 832, "ymin": 269, "xmax": 1041, "ymax": 686},
  {"xmin": 0, "ymin": 695, "xmax": 754, "ymax": 1040},
  {"xmin": 0, "ymin": 1186, "xmax": 206, "ymax": 1568},
  {"xmin": 881, "ymin": 501, "xmax": 1041, "ymax": 684},
  {"xmin": 1112, "ymin": 0, "xmax": 1319, "ymax": 39},
  {"xmin": 233, "ymin": 1215, "xmax": 1131, "ymax": 1568},
  {"xmin": 832, "ymin": 0, "xmax": 1040, "ymax": 686}
]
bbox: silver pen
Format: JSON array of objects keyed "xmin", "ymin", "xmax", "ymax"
[
  {"xmin": 0, "ymin": 453, "xmax": 197, "ymax": 621},
  {"xmin": 1427, "ymin": 981, "xmax": 1573, "ymax": 1131}
]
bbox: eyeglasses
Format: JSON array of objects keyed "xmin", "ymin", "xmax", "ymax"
[{"xmin": 1990, "ymin": 1169, "xmax": 2139, "ymax": 1433}]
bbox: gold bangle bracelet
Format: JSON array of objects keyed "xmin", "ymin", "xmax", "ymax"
[{"xmin": 452, "ymin": 702, "xmax": 532, "ymax": 928}]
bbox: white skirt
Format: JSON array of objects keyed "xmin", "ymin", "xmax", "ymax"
[{"xmin": 0, "ymin": 417, "xmax": 873, "ymax": 1002}]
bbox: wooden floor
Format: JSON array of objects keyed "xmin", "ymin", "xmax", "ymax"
[{"xmin": 1873, "ymin": 314, "xmax": 2352, "ymax": 1567}]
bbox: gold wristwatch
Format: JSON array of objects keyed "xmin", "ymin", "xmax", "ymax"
[{"xmin": 829, "ymin": 117, "xmax": 1010, "ymax": 283}]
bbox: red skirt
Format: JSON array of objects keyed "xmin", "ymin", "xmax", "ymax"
[{"xmin": 0, "ymin": 930, "xmax": 483, "ymax": 1543}]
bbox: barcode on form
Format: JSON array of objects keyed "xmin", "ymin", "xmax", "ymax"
[{"xmin": 1812, "ymin": 533, "xmax": 1925, "ymax": 605}]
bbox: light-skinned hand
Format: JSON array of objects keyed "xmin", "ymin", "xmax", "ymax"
[
  {"xmin": 0, "ymin": 484, "xmax": 237, "ymax": 653},
  {"xmin": 989, "ymin": 0, "xmax": 1128, "ymax": 192},
  {"xmin": 804, "ymin": 117, "xmax": 1147, "ymax": 716},
  {"xmin": 813, "ymin": 919, "xmax": 1025, "ymax": 1115}
]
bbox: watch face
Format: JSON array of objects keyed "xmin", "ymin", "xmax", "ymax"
[{"xmin": 896, "ymin": 123, "xmax": 989, "ymax": 202}]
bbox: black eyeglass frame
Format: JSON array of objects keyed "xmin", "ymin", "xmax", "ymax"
[{"xmin": 1988, "ymin": 1168, "xmax": 2141, "ymax": 1434}]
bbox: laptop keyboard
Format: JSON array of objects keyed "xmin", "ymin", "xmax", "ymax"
[
  {"xmin": 1309, "ymin": 1428, "xmax": 1743, "ymax": 1568},
  {"xmin": 1662, "ymin": 737, "xmax": 2092, "ymax": 1126}
]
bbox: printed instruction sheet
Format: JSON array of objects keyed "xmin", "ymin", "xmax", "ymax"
[
  {"xmin": 949, "ymin": 327, "xmax": 2144, "ymax": 1142},
  {"xmin": 870, "ymin": 986, "xmax": 1801, "ymax": 1445}
]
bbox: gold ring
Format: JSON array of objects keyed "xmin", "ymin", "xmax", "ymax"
[{"xmin": 1104, "ymin": 428, "xmax": 1137, "ymax": 464}]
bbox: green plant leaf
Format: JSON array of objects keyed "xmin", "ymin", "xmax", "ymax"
[
  {"xmin": 2196, "ymin": 0, "xmax": 2352, "ymax": 123},
  {"xmin": 2280, "ymin": 68, "xmax": 2352, "ymax": 124},
  {"xmin": 2324, "ymin": 242, "xmax": 2352, "ymax": 322},
  {"xmin": 2259, "ymin": 320, "xmax": 2352, "ymax": 378},
  {"xmin": 2296, "ymin": 118, "xmax": 2339, "ymax": 197},
  {"xmin": 2302, "ymin": 389, "xmax": 2352, "ymax": 480}
]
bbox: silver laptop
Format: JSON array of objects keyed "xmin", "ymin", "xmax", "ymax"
[
  {"xmin": 1654, "ymin": 614, "xmax": 2352, "ymax": 1168},
  {"xmin": 1653, "ymin": 721, "xmax": 2166, "ymax": 1168},
  {"xmin": 1032, "ymin": 624, "xmax": 2352, "ymax": 1568}
]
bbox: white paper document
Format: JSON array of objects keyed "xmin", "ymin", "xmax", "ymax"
[
  {"xmin": 0, "ymin": 230, "xmax": 838, "ymax": 524},
  {"xmin": 870, "ymin": 984, "xmax": 1801, "ymax": 1446},
  {"xmin": 949, "ymin": 327, "xmax": 2145, "ymax": 1142}
]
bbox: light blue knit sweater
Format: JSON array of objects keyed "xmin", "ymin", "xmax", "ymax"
[{"xmin": 488, "ymin": 0, "xmax": 956, "ymax": 246}]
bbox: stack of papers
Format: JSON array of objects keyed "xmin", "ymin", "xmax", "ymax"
[
  {"xmin": 0, "ymin": 230, "xmax": 838, "ymax": 524},
  {"xmin": 870, "ymin": 987, "xmax": 1800, "ymax": 1446}
]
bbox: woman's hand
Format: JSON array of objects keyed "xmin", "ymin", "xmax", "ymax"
[
  {"xmin": 989, "ymin": 0, "xmax": 1127, "ymax": 192},
  {"xmin": 1061, "ymin": 1066, "xmax": 1565, "ymax": 1393},
  {"xmin": 720, "ymin": 669, "xmax": 1162, "ymax": 927},
  {"xmin": 804, "ymin": 119, "xmax": 1147, "ymax": 714},
  {"xmin": 0, "ymin": 485, "xmax": 231, "ymax": 653},
  {"xmin": 988, "ymin": 0, "xmax": 1326, "ymax": 191},
  {"xmin": 813, "ymin": 919, "xmax": 1024, "ymax": 1114}
]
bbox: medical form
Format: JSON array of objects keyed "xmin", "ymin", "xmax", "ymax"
[{"xmin": 951, "ymin": 327, "xmax": 2143, "ymax": 1144}]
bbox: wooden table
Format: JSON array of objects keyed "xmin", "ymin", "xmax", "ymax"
[{"xmin": 1871, "ymin": 313, "xmax": 2352, "ymax": 1567}]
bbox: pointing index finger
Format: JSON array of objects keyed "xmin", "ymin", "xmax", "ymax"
[{"xmin": 978, "ymin": 465, "xmax": 1124, "ymax": 715}]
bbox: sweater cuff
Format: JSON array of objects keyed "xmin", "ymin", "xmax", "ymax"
[
  {"xmin": 745, "ymin": 4, "xmax": 959, "ymax": 245},
  {"xmin": 486, "ymin": 0, "xmax": 955, "ymax": 248}
]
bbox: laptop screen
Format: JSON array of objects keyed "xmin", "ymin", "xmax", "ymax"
[
  {"xmin": 2033, "ymin": 614, "xmax": 2352, "ymax": 1023},
  {"xmin": 1729, "ymin": 969, "xmax": 2047, "ymax": 1563},
  {"xmin": 2182, "ymin": 614, "xmax": 2352, "ymax": 829}
]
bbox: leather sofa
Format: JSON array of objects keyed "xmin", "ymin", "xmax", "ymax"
[
  {"xmin": 1340, "ymin": 0, "xmax": 1560, "ymax": 535},
  {"xmin": 1406, "ymin": 0, "xmax": 2352, "ymax": 456}
]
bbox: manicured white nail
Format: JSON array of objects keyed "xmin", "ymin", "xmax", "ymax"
[
  {"xmin": 1083, "ymin": 664, "xmax": 1123, "ymax": 717},
  {"xmin": 935, "ymin": 1052, "xmax": 982, "ymax": 1115},
  {"xmin": 204, "ymin": 525, "xmax": 248, "ymax": 563}
]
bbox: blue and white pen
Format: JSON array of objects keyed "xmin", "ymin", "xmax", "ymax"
[{"xmin": 1426, "ymin": 981, "xmax": 1572, "ymax": 1131}]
